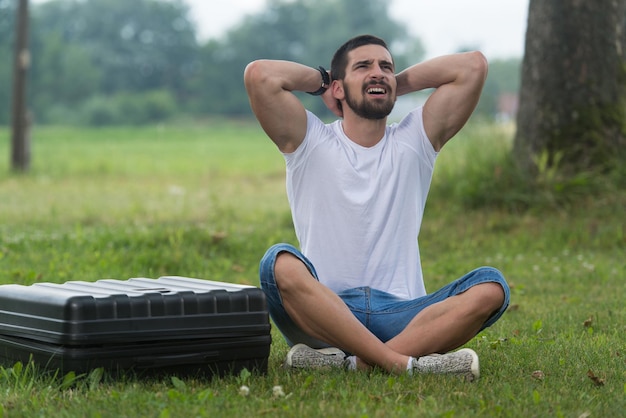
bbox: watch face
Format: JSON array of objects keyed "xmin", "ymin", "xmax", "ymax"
[{"xmin": 319, "ymin": 66, "xmax": 330, "ymax": 86}]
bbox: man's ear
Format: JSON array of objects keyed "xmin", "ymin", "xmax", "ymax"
[{"xmin": 331, "ymin": 79, "xmax": 344, "ymax": 101}]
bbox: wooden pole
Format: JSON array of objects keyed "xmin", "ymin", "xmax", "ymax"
[{"xmin": 11, "ymin": 0, "xmax": 31, "ymax": 172}]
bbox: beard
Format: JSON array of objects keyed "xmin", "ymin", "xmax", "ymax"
[{"xmin": 343, "ymin": 82, "xmax": 395, "ymax": 120}]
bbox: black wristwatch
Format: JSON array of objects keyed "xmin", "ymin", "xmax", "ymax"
[{"xmin": 307, "ymin": 66, "xmax": 330, "ymax": 96}]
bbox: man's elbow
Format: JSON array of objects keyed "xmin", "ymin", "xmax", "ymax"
[
  {"xmin": 244, "ymin": 60, "xmax": 267, "ymax": 91},
  {"xmin": 244, "ymin": 60, "xmax": 285, "ymax": 97},
  {"xmin": 467, "ymin": 51, "xmax": 488, "ymax": 82}
]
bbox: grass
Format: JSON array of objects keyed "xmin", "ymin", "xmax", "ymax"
[{"xmin": 0, "ymin": 120, "xmax": 624, "ymax": 417}]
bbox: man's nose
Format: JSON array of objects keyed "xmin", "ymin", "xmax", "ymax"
[{"xmin": 370, "ymin": 66, "xmax": 385, "ymax": 79}]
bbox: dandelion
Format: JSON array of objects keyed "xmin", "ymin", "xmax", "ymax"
[
  {"xmin": 239, "ymin": 385, "xmax": 250, "ymax": 397},
  {"xmin": 272, "ymin": 385, "xmax": 285, "ymax": 398}
]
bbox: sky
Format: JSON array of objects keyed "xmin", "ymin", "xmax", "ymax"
[{"xmin": 185, "ymin": 0, "xmax": 530, "ymax": 60}]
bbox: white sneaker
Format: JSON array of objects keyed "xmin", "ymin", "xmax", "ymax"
[
  {"xmin": 411, "ymin": 348, "xmax": 480, "ymax": 381},
  {"xmin": 284, "ymin": 343, "xmax": 347, "ymax": 369}
]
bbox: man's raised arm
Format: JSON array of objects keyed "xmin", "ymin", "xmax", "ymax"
[
  {"xmin": 395, "ymin": 51, "xmax": 488, "ymax": 151},
  {"xmin": 244, "ymin": 60, "xmax": 330, "ymax": 153}
]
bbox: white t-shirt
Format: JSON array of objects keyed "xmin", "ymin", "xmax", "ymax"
[{"xmin": 283, "ymin": 107, "xmax": 437, "ymax": 299}]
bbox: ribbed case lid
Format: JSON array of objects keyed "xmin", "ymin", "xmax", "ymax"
[{"xmin": 0, "ymin": 277, "xmax": 269, "ymax": 345}]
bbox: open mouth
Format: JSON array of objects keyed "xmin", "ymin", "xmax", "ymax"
[{"xmin": 366, "ymin": 86, "xmax": 387, "ymax": 95}]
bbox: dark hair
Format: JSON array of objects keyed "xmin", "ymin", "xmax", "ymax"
[{"xmin": 330, "ymin": 34, "xmax": 390, "ymax": 81}]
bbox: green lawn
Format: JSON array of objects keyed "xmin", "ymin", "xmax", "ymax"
[{"xmin": 0, "ymin": 121, "xmax": 624, "ymax": 417}]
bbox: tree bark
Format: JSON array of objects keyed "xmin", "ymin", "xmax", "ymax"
[
  {"xmin": 514, "ymin": 0, "xmax": 626, "ymax": 174},
  {"xmin": 11, "ymin": 0, "xmax": 31, "ymax": 172}
]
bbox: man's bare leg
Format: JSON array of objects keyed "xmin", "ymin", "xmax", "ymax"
[
  {"xmin": 274, "ymin": 252, "xmax": 409, "ymax": 374},
  {"xmin": 386, "ymin": 282, "xmax": 505, "ymax": 356},
  {"xmin": 276, "ymin": 252, "xmax": 505, "ymax": 373},
  {"xmin": 349, "ymin": 283, "xmax": 505, "ymax": 370}
]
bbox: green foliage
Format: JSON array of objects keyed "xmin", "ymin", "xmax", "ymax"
[
  {"xmin": 80, "ymin": 90, "xmax": 177, "ymax": 126},
  {"xmin": 20, "ymin": 0, "xmax": 197, "ymax": 124},
  {"xmin": 187, "ymin": 0, "xmax": 415, "ymax": 116},
  {"xmin": 31, "ymin": 33, "xmax": 103, "ymax": 114},
  {"xmin": 475, "ymin": 58, "xmax": 521, "ymax": 119},
  {"xmin": 0, "ymin": 0, "xmax": 519, "ymax": 125},
  {"xmin": 42, "ymin": 90, "xmax": 178, "ymax": 126},
  {"xmin": 0, "ymin": 122, "xmax": 623, "ymax": 416},
  {"xmin": 553, "ymin": 100, "xmax": 626, "ymax": 172},
  {"xmin": 430, "ymin": 120, "xmax": 626, "ymax": 211},
  {"xmin": 31, "ymin": 0, "xmax": 197, "ymax": 94}
]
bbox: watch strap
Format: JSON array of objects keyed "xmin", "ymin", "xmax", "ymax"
[{"xmin": 307, "ymin": 66, "xmax": 330, "ymax": 96}]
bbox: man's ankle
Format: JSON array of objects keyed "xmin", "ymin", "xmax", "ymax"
[{"xmin": 354, "ymin": 356, "xmax": 372, "ymax": 371}]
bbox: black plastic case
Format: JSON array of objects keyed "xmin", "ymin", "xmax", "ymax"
[{"xmin": 0, "ymin": 276, "xmax": 270, "ymax": 377}]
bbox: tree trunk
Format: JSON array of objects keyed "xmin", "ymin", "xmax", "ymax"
[
  {"xmin": 514, "ymin": 0, "xmax": 626, "ymax": 175},
  {"xmin": 11, "ymin": 0, "xmax": 31, "ymax": 172}
]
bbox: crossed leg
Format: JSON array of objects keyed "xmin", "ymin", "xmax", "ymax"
[
  {"xmin": 274, "ymin": 252, "xmax": 409, "ymax": 373},
  {"xmin": 273, "ymin": 252, "xmax": 506, "ymax": 374},
  {"xmin": 385, "ymin": 282, "xmax": 505, "ymax": 356}
]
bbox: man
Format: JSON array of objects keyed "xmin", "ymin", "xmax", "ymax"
[{"xmin": 244, "ymin": 34, "xmax": 509, "ymax": 380}]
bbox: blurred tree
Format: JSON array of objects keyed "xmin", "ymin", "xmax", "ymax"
[
  {"xmin": 0, "ymin": 0, "xmax": 520, "ymax": 125},
  {"xmin": 476, "ymin": 58, "xmax": 521, "ymax": 120},
  {"xmin": 187, "ymin": 0, "xmax": 417, "ymax": 116},
  {"xmin": 0, "ymin": 0, "xmax": 16, "ymax": 124},
  {"xmin": 514, "ymin": 0, "xmax": 626, "ymax": 174},
  {"xmin": 28, "ymin": 0, "xmax": 198, "ymax": 122},
  {"xmin": 32, "ymin": 33, "xmax": 102, "ymax": 120},
  {"xmin": 32, "ymin": 0, "xmax": 198, "ymax": 93}
]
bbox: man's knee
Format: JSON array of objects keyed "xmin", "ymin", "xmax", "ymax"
[
  {"xmin": 274, "ymin": 252, "xmax": 309, "ymax": 291},
  {"xmin": 470, "ymin": 267, "xmax": 509, "ymax": 311},
  {"xmin": 472, "ymin": 282, "xmax": 506, "ymax": 317},
  {"xmin": 274, "ymin": 251, "xmax": 295, "ymax": 275},
  {"xmin": 482, "ymin": 281, "xmax": 506, "ymax": 304}
]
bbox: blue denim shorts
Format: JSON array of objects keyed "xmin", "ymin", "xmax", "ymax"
[{"xmin": 259, "ymin": 243, "xmax": 510, "ymax": 349}]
